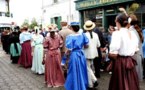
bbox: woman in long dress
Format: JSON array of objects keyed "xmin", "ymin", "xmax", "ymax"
[
  {"xmin": 62, "ymin": 22, "xmax": 89, "ymax": 90},
  {"xmin": 31, "ymin": 28, "xmax": 44, "ymax": 74},
  {"xmin": 43, "ymin": 28, "xmax": 65, "ymax": 87},
  {"xmin": 129, "ymin": 14, "xmax": 144, "ymax": 81},
  {"xmin": 18, "ymin": 26, "xmax": 32, "ymax": 68},
  {"xmin": 142, "ymin": 29, "xmax": 145, "ymax": 79},
  {"xmin": 9, "ymin": 31, "xmax": 21, "ymax": 64},
  {"xmin": 108, "ymin": 13, "xmax": 139, "ymax": 90}
]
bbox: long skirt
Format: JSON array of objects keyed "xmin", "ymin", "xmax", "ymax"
[
  {"xmin": 108, "ymin": 56, "xmax": 139, "ymax": 90},
  {"xmin": 18, "ymin": 40, "xmax": 32, "ymax": 68},
  {"xmin": 10, "ymin": 43, "xmax": 21, "ymax": 64},
  {"xmin": 65, "ymin": 50, "xmax": 88, "ymax": 90},
  {"xmin": 132, "ymin": 52, "xmax": 143, "ymax": 81},
  {"xmin": 31, "ymin": 44, "xmax": 44, "ymax": 74},
  {"xmin": 45, "ymin": 50, "xmax": 65, "ymax": 87}
]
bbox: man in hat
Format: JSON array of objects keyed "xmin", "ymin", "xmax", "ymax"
[{"xmin": 83, "ymin": 20, "xmax": 100, "ymax": 89}]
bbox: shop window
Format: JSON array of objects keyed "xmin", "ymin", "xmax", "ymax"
[
  {"xmin": 135, "ymin": 13, "xmax": 145, "ymax": 29},
  {"xmin": 83, "ymin": 9, "xmax": 103, "ymax": 27}
]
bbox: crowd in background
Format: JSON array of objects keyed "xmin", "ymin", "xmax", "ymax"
[{"xmin": 0, "ymin": 8, "xmax": 145, "ymax": 90}]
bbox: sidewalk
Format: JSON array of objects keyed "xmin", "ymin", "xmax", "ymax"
[
  {"xmin": 0, "ymin": 46, "xmax": 64, "ymax": 90},
  {"xmin": 0, "ymin": 46, "xmax": 144, "ymax": 90}
]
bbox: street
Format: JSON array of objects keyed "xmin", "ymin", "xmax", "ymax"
[{"xmin": 0, "ymin": 46, "xmax": 145, "ymax": 90}]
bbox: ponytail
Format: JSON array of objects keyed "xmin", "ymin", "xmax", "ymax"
[
  {"xmin": 134, "ymin": 24, "xmax": 144, "ymax": 43},
  {"xmin": 89, "ymin": 31, "xmax": 93, "ymax": 39}
]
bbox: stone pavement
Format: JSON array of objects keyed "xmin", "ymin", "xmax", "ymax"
[{"xmin": 0, "ymin": 46, "xmax": 145, "ymax": 90}]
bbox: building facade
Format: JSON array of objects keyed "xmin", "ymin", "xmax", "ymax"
[
  {"xmin": 0, "ymin": 0, "xmax": 13, "ymax": 32},
  {"xmin": 42, "ymin": 0, "xmax": 79, "ymax": 30},
  {"xmin": 75, "ymin": 0, "xmax": 145, "ymax": 30}
]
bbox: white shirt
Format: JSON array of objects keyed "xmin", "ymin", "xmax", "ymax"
[
  {"xmin": 129, "ymin": 26, "xmax": 143, "ymax": 55},
  {"xmin": 109, "ymin": 28, "xmax": 138, "ymax": 56},
  {"xmin": 84, "ymin": 32, "xmax": 100, "ymax": 59}
]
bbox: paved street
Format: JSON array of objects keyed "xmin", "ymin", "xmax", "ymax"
[{"xmin": 0, "ymin": 46, "xmax": 145, "ymax": 90}]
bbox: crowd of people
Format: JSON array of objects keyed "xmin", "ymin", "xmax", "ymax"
[{"xmin": 0, "ymin": 9, "xmax": 145, "ymax": 90}]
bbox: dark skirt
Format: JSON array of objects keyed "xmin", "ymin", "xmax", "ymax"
[
  {"xmin": 109, "ymin": 56, "xmax": 139, "ymax": 90},
  {"xmin": 11, "ymin": 55, "xmax": 19, "ymax": 64},
  {"xmin": 18, "ymin": 40, "xmax": 32, "ymax": 68}
]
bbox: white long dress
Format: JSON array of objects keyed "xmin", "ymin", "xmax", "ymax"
[{"xmin": 31, "ymin": 34, "xmax": 44, "ymax": 74}]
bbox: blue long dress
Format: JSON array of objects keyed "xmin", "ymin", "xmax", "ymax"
[
  {"xmin": 64, "ymin": 33, "xmax": 89, "ymax": 90},
  {"xmin": 142, "ymin": 29, "xmax": 145, "ymax": 58}
]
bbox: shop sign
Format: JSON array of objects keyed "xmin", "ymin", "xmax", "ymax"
[{"xmin": 76, "ymin": 0, "xmax": 134, "ymax": 10}]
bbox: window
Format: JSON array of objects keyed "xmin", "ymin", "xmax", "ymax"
[{"xmin": 83, "ymin": 9, "xmax": 103, "ymax": 27}]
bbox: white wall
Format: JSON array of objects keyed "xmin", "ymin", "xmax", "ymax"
[
  {"xmin": 42, "ymin": 0, "xmax": 79, "ymax": 26},
  {"xmin": 0, "ymin": 0, "xmax": 7, "ymax": 12}
]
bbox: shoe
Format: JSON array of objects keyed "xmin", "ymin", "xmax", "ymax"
[
  {"xmin": 87, "ymin": 87, "xmax": 94, "ymax": 90},
  {"xmin": 47, "ymin": 85, "xmax": 52, "ymax": 87},
  {"xmin": 100, "ymin": 69, "xmax": 104, "ymax": 72},
  {"xmin": 53, "ymin": 86, "xmax": 59, "ymax": 88},
  {"xmin": 93, "ymin": 81, "xmax": 99, "ymax": 88},
  {"xmin": 109, "ymin": 72, "xmax": 112, "ymax": 75}
]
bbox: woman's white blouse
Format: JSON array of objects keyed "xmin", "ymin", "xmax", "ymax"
[
  {"xmin": 19, "ymin": 31, "xmax": 32, "ymax": 44},
  {"xmin": 109, "ymin": 28, "xmax": 138, "ymax": 56},
  {"xmin": 129, "ymin": 26, "xmax": 143, "ymax": 55}
]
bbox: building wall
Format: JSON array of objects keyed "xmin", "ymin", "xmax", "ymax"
[
  {"xmin": 42, "ymin": 0, "xmax": 79, "ymax": 28},
  {"xmin": 0, "ymin": 0, "xmax": 8, "ymax": 12}
]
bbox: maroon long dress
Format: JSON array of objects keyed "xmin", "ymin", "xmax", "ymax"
[
  {"xmin": 109, "ymin": 56, "xmax": 139, "ymax": 90},
  {"xmin": 44, "ymin": 34, "xmax": 65, "ymax": 87},
  {"xmin": 18, "ymin": 40, "xmax": 32, "ymax": 68}
]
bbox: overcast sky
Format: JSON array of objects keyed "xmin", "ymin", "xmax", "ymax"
[{"xmin": 10, "ymin": 0, "xmax": 42, "ymax": 26}]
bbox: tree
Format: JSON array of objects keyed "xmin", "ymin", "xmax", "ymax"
[
  {"xmin": 29, "ymin": 18, "xmax": 38, "ymax": 29},
  {"xmin": 21, "ymin": 19, "xmax": 29, "ymax": 27}
]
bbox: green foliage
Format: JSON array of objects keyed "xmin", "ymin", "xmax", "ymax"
[
  {"xmin": 21, "ymin": 18, "xmax": 39, "ymax": 29},
  {"xmin": 21, "ymin": 19, "xmax": 29, "ymax": 27},
  {"xmin": 29, "ymin": 18, "xmax": 38, "ymax": 29}
]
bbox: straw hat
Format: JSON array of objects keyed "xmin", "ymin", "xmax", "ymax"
[
  {"xmin": 83, "ymin": 20, "xmax": 95, "ymax": 31},
  {"xmin": 49, "ymin": 29, "xmax": 57, "ymax": 32},
  {"xmin": 20, "ymin": 25, "xmax": 28, "ymax": 30}
]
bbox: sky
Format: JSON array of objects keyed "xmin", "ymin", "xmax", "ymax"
[{"xmin": 10, "ymin": 0, "xmax": 42, "ymax": 26}]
